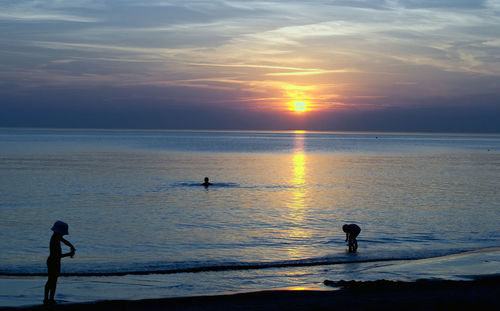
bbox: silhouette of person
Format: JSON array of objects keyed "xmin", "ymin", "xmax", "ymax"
[
  {"xmin": 343, "ymin": 223, "xmax": 361, "ymax": 252},
  {"xmin": 44, "ymin": 221, "xmax": 75, "ymax": 305},
  {"xmin": 201, "ymin": 177, "xmax": 213, "ymax": 187}
]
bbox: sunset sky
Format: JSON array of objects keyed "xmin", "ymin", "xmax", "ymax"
[{"xmin": 1, "ymin": 0, "xmax": 499, "ymax": 132}]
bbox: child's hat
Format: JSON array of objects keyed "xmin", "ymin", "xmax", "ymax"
[{"xmin": 51, "ymin": 221, "xmax": 69, "ymax": 235}]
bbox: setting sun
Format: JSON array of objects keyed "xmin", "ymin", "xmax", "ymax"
[{"xmin": 292, "ymin": 101, "xmax": 308, "ymax": 112}]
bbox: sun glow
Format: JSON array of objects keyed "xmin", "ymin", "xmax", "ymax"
[{"xmin": 292, "ymin": 101, "xmax": 308, "ymax": 112}]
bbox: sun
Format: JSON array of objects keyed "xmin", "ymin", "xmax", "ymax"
[{"xmin": 292, "ymin": 101, "xmax": 308, "ymax": 113}]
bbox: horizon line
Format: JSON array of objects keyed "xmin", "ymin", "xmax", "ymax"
[{"xmin": 1, "ymin": 126, "xmax": 499, "ymax": 136}]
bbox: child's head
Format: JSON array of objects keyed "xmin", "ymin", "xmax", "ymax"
[
  {"xmin": 51, "ymin": 221, "xmax": 69, "ymax": 236},
  {"xmin": 342, "ymin": 224, "xmax": 348, "ymax": 232}
]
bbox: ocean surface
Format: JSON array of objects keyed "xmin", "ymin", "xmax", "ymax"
[{"xmin": 0, "ymin": 128, "xmax": 499, "ymax": 304}]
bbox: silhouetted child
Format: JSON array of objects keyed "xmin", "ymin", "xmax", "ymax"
[
  {"xmin": 44, "ymin": 221, "xmax": 75, "ymax": 305},
  {"xmin": 343, "ymin": 223, "xmax": 361, "ymax": 252},
  {"xmin": 201, "ymin": 177, "xmax": 213, "ymax": 187}
]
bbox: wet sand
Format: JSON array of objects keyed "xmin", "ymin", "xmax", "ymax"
[{"xmin": 1, "ymin": 276, "xmax": 499, "ymax": 311}]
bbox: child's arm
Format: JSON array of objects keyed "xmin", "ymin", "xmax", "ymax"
[
  {"xmin": 61, "ymin": 237, "xmax": 75, "ymax": 250},
  {"xmin": 61, "ymin": 237, "xmax": 76, "ymax": 258},
  {"xmin": 345, "ymin": 232, "xmax": 349, "ymax": 242}
]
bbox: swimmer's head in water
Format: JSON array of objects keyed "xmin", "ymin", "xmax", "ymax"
[{"xmin": 204, "ymin": 177, "xmax": 209, "ymax": 183}]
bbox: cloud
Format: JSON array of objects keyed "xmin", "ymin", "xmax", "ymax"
[
  {"xmin": 0, "ymin": 0, "xmax": 499, "ymax": 132},
  {"xmin": 0, "ymin": 0, "xmax": 101, "ymax": 22},
  {"xmin": 398, "ymin": 0, "xmax": 487, "ymax": 9}
]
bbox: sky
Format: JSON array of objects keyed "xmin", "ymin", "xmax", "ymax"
[{"xmin": 1, "ymin": 0, "xmax": 499, "ymax": 132}]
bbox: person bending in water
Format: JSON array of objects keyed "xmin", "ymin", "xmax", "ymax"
[
  {"xmin": 343, "ymin": 223, "xmax": 361, "ymax": 252},
  {"xmin": 44, "ymin": 221, "xmax": 75, "ymax": 305},
  {"xmin": 201, "ymin": 177, "xmax": 213, "ymax": 187}
]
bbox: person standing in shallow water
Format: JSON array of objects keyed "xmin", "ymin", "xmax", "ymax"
[
  {"xmin": 343, "ymin": 224, "xmax": 361, "ymax": 252},
  {"xmin": 44, "ymin": 221, "xmax": 75, "ymax": 305}
]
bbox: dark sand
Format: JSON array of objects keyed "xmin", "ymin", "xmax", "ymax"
[{"xmin": 2, "ymin": 277, "xmax": 498, "ymax": 311}]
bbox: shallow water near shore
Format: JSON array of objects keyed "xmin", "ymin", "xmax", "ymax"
[
  {"xmin": 1, "ymin": 248, "xmax": 499, "ymax": 307},
  {"xmin": 0, "ymin": 129, "xmax": 499, "ymax": 306}
]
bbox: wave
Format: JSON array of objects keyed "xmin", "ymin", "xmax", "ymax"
[
  {"xmin": 0, "ymin": 254, "xmax": 444, "ymax": 277},
  {"xmin": 3, "ymin": 247, "xmax": 494, "ymax": 278}
]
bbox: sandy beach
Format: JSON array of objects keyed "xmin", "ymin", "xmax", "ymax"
[
  {"xmin": 1, "ymin": 277, "xmax": 499, "ymax": 311},
  {"xmin": 1, "ymin": 249, "xmax": 499, "ymax": 310}
]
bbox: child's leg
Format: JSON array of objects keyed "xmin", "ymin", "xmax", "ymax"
[
  {"xmin": 49, "ymin": 275, "xmax": 58, "ymax": 300},
  {"xmin": 44, "ymin": 278, "xmax": 50, "ymax": 301},
  {"xmin": 44, "ymin": 259, "xmax": 52, "ymax": 302},
  {"xmin": 45, "ymin": 259, "xmax": 60, "ymax": 302},
  {"xmin": 44, "ymin": 275, "xmax": 57, "ymax": 302}
]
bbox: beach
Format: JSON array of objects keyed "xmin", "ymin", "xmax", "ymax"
[
  {"xmin": 1, "ymin": 277, "xmax": 498, "ymax": 311},
  {"xmin": 1, "ymin": 248, "xmax": 499, "ymax": 310}
]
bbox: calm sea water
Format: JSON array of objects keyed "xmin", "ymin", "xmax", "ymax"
[{"xmin": 0, "ymin": 128, "xmax": 499, "ymax": 300}]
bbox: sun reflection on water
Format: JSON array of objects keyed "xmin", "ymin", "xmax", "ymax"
[
  {"xmin": 285, "ymin": 131, "xmax": 311, "ymax": 259},
  {"xmin": 291, "ymin": 130, "xmax": 306, "ymax": 209},
  {"xmin": 292, "ymin": 153, "xmax": 306, "ymax": 207}
]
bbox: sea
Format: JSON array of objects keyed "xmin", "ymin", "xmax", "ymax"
[{"xmin": 0, "ymin": 128, "xmax": 499, "ymax": 304}]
